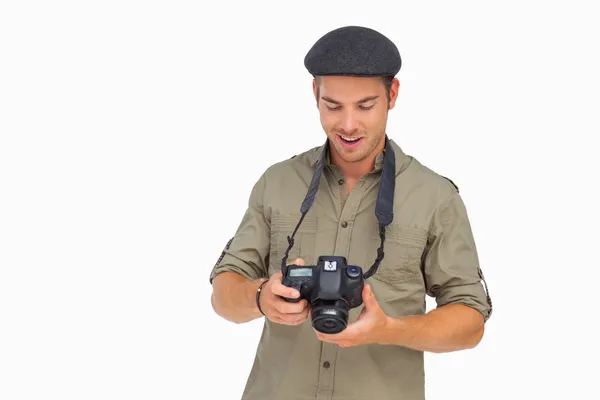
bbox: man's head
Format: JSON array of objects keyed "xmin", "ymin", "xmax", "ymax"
[
  {"xmin": 304, "ymin": 26, "xmax": 402, "ymax": 165},
  {"xmin": 312, "ymin": 75, "xmax": 399, "ymax": 164}
]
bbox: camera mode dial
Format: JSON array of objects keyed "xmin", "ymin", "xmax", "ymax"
[{"xmin": 346, "ymin": 266, "xmax": 361, "ymax": 279}]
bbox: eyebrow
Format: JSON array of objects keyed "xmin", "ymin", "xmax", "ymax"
[{"xmin": 321, "ymin": 95, "xmax": 379, "ymax": 105}]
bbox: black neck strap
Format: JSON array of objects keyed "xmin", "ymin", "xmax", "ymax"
[{"xmin": 281, "ymin": 135, "xmax": 396, "ymax": 279}]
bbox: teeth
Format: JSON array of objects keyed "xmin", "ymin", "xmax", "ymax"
[{"xmin": 341, "ymin": 136, "xmax": 360, "ymax": 142}]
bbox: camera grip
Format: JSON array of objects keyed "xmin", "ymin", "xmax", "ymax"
[
  {"xmin": 281, "ymin": 277, "xmax": 303, "ymax": 303},
  {"xmin": 282, "ymin": 295, "xmax": 301, "ymax": 303}
]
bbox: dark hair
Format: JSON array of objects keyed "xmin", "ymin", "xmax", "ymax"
[{"xmin": 314, "ymin": 75, "xmax": 395, "ymax": 105}]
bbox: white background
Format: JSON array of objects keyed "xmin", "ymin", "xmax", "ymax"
[{"xmin": 1, "ymin": 1, "xmax": 599, "ymax": 399}]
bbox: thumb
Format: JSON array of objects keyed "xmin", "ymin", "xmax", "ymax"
[
  {"xmin": 272, "ymin": 271, "xmax": 283, "ymax": 280},
  {"xmin": 270, "ymin": 271, "xmax": 282, "ymax": 284},
  {"xmin": 292, "ymin": 258, "xmax": 305, "ymax": 266},
  {"xmin": 362, "ymin": 284, "xmax": 377, "ymax": 310}
]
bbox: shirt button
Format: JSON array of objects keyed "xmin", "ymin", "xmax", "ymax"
[
  {"xmin": 323, "ymin": 361, "xmax": 330, "ymax": 368},
  {"xmin": 341, "ymin": 221, "xmax": 348, "ymax": 228},
  {"xmin": 338, "ymin": 179, "xmax": 344, "ymax": 185}
]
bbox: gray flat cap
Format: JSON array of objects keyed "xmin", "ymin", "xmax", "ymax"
[{"xmin": 304, "ymin": 26, "xmax": 401, "ymax": 77}]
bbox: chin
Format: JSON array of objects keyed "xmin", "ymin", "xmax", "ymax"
[
  {"xmin": 336, "ymin": 147, "xmax": 368, "ymax": 163},
  {"xmin": 342, "ymin": 153, "xmax": 369, "ymax": 163}
]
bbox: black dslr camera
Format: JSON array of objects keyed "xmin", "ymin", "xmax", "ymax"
[
  {"xmin": 281, "ymin": 256, "xmax": 365, "ymax": 334},
  {"xmin": 278, "ymin": 136, "xmax": 397, "ymax": 334}
]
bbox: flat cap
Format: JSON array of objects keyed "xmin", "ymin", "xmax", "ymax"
[{"xmin": 304, "ymin": 26, "xmax": 401, "ymax": 77}]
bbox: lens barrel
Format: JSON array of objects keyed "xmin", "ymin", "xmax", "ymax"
[{"xmin": 311, "ymin": 300, "xmax": 350, "ymax": 334}]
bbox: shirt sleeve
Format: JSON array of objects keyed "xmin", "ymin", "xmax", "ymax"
[
  {"xmin": 423, "ymin": 190, "xmax": 493, "ymax": 322},
  {"xmin": 209, "ymin": 172, "xmax": 270, "ymax": 284}
]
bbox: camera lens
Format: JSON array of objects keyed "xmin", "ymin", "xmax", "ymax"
[{"xmin": 311, "ymin": 299, "xmax": 349, "ymax": 334}]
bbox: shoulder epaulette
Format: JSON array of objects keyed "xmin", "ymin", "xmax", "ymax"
[{"xmin": 442, "ymin": 176, "xmax": 459, "ymax": 193}]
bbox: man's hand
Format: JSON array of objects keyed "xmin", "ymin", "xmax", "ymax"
[
  {"xmin": 259, "ymin": 258, "xmax": 309, "ymax": 326},
  {"xmin": 315, "ymin": 283, "xmax": 389, "ymax": 347}
]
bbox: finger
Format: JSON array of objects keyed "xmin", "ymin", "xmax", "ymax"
[
  {"xmin": 315, "ymin": 328, "xmax": 346, "ymax": 338},
  {"xmin": 292, "ymin": 258, "xmax": 305, "ymax": 266},
  {"xmin": 315, "ymin": 324, "xmax": 357, "ymax": 342},
  {"xmin": 271, "ymin": 315, "xmax": 290, "ymax": 325},
  {"xmin": 316, "ymin": 333, "xmax": 354, "ymax": 347},
  {"xmin": 270, "ymin": 298, "xmax": 308, "ymax": 316},
  {"xmin": 276, "ymin": 310, "xmax": 308, "ymax": 325},
  {"xmin": 362, "ymin": 284, "xmax": 377, "ymax": 310},
  {"xmin": 316, "ymin": 332, "xmax": 341, "ymax": 344},
  {"xmin": 315, "ymin": 331, "xmax": 340, "ymax": 341},
  {"xmin": 362, "ymin": 283, "xmax": 370, "ymax": 298},
  {"xmin": 275, "ymin": 298, "xmax": 308, "ymax": 314},
  {"xmin": 269, "ymin": 280, "xmax": 300, "ymax": 299},
  {"xmin": 269, "ymin": 271, "xmax": 282, "ymax": 284},
  {"xmin": 284, "ymin": 318, "xmax": 306, "ymax": 326},
  {"xmin": 281, "ymin": 311, "xmax": 309, "ymax": 325}
]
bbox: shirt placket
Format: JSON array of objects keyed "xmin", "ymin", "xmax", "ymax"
[
  {"xmin": 316, "ymin": 169, "xmax": 368, "ymax": 400},
  {"xmin": 316, "ymin": 342, "xmax": 336, "ymax": 400}
]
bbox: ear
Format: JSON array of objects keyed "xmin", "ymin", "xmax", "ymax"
[
  {"xmin": 388, "ymin": 78, "xmax": 400, "ymax": 110},
  {"xmin": 312, "ymin": 79, "xmax": 319, "ymax": 106}
]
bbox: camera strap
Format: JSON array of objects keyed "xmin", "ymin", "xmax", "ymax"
[{"xmin": 281, "ymin": 135, "xmax": 396, "ymax": 279}]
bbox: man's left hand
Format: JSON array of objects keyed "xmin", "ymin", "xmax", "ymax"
[{"xmin": 314, "ymin": 283, "xmax": 389, "ymax": 347}]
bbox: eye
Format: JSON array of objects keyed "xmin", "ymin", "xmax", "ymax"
[
  {"xmin": 359, "ymin": 104, "xmax": 374, "ymax": 111},
  {"xmin": 326, "ymin": 105, "xmax": 341, "ymax": 111}
]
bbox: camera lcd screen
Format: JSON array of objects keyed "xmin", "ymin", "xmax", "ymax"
[{"xmin": 289, "ymin": 268, "xmax": 312, "ymax": 277}]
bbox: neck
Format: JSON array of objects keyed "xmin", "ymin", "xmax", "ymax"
[
  {"xmin": 329, "ymin": 136, "xmax": 386, "ymax": 187},
  {"xmin": 332, "ymin": 152, "xmax": 376, "ymax": 182}
]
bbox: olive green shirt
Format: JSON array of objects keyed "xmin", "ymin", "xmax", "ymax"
[{"xmin": 210, "ymin": 138, "xmax": 492, "ymax": 400}]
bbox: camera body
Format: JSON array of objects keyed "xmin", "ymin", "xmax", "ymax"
[{"xmin": 281, "ymin": 256, "xmax": 365, "ymax": 334}]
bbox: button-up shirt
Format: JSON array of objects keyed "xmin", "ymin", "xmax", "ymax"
[{"xmin": 210, "ymin": 138, "xmax": 492, "ymax": 400}]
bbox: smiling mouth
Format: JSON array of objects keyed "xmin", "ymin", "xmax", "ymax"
[{"xmin": 338, "ymin": 135, "xmax": 362, "ymax": 144}]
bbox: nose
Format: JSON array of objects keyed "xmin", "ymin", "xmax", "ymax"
[{"xmin": 339, "ymin": 109, "xmax": 358, "ymax": 135}]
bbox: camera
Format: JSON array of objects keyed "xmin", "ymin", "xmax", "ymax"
[{"xmin": 281, "ymin": 256, "xmax": 364, "ymax": 334}]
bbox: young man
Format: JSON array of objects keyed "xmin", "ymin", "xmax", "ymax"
[{"xmin": 209, "ymin": 26, "xmax": 492, "ymax": 400}]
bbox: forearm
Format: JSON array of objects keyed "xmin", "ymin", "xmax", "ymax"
[
  {"xmin": 211, "ymin": 272, "xmax": 265, "ymax": 324},
  {"xmin": 379, "ymin": 304, "xmax": 485, "ymax": 353}
]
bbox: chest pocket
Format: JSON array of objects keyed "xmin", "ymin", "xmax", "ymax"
[
  {"xmin": 269, "ymin": 212, "xmax": 319, "ymax": 276},
  {"xmin": 370, "ymin": 224, "xmax": 428, "ymax": 287}
]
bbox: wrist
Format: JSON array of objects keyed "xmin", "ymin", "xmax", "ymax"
[
  {"xmin": 255, "ymin": 279, "xmax": 269, "ymax": 316},
  {"xmin": 243, "ymin": 278, "xmax": 266, "ymax": 315},
  {"xmin": 377, "ymin": 315, "xmax": 398, "ymax": 345}
]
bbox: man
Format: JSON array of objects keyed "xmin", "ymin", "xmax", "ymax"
[{"xmin": 209, "ymin": 25, "xmax": 492, "ymax": 400}]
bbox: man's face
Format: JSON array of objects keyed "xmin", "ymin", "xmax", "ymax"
[{"xmin": 313, "ymin": 75, "xmax": 399, "ymax": 165}]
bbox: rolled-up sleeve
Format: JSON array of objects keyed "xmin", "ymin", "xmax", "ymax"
[
  {"xmin": 209, "ymin": 172, "xmax": 270, "ymax": 284},
  {"xmin": 423, "ymin": 191, "xmax": 492, "ymax": 322}
]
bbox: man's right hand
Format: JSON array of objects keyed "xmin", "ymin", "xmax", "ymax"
[{"xmin": 259, "ymin": 259, "xmax": 309, "ymax": 326}]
